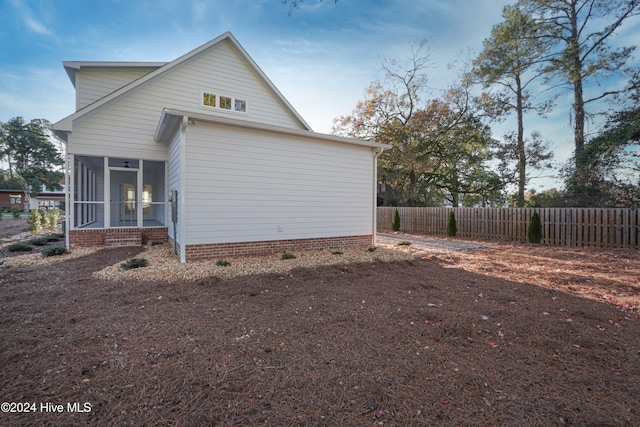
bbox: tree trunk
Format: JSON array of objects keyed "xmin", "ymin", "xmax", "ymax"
[
  {"xmin": 573, "ymin": 77, "xmax": 585, "ymax": 159},
  {"xmin": 516, "ymin": 75, "xmax": 526, "ymax": 207},
  {"xmin": 568, "ymin": 0, "xmax": 585, "ymax": 164}
]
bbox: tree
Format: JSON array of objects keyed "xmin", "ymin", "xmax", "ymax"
[
  {"xmin": 420, "ymin": 96, "xmax": 503, "ymax": 207},
  {"xmin": 524, "ymin": 188, "xmax": 569, "ymax": 207},
  {"xmin": 0, "ymin": 117, "xmax": 64, "ymax": 194},
  {"xmin": 473, "ymin": 5, "xmax": 554, "ymax": 206},
  {"xmin": 446, "ymin": 210, "xmax": 457, "ymax": 237},
  {"xmin": 527, "ymin": 211, "xmax": 543, "ymax": 243},
  {"xmin": 495, "ymin": 130, "xmax": 554, "ymax": 205},
  {"xmin": 0, "ymin": 169, "xmax": 24, "ymax": 190},
  {"xmin": 563, "ymin": 106, "xmax": 640, "ymax": 207},
  {"xmin": 334, "ymin": 46, "xmax": 506, "ymax": 207},
  {"xmin": 519, "ymin": 0, "xmax": 640, "ymax": 164},
  {"xmin": 391, "ymin": 208, "xmax": 400, "ymax": 231},
  {"xmin": 333, "ymin": 42, "xmax": 440, "ymax": 206}
]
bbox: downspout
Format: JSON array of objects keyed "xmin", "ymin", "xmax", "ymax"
[
  {"xmin": 64, "ymin": 145, "xmax": 70, "ymax": 251},
  {"xmin": 372, "ymin": 146, "xmax": 385, "ymax": 247},
  {"xmin": 179, "ymin": 116, "xmax": 188, "ymax": 263}
]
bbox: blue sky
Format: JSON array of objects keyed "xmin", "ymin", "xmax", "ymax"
[{"xmin": 1, "ymin": 0, "xmax": 638, "ymax": 190}]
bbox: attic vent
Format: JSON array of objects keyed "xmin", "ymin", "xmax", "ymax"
[{"xmin": 202, "ymin": 91, "xmax": 247, "ymax": 113}]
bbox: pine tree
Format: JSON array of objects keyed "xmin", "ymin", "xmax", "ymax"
[
  {"xmin": 391, "ymin": 209, "xmax": 401, "ymax": 232},
  {"xmin": 527, "ymin": 211, "xmax": 543, "ymax": 243},
  {"xmin": 446, "ymin": 210, "xmax": 457, "ymax": 237}
]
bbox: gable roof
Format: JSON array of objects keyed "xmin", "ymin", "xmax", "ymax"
[
  {"xmin": 62, "ymin": 61, "xmax": 167, "ymax": 88},
  {"xmin": 52, "ymin": 32, "xmax": 311, "ymax": 137}
]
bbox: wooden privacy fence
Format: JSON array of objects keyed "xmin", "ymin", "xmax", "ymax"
[{"xmin": 377, "ymin": 207, "xmax": 640, "ymax": 250}]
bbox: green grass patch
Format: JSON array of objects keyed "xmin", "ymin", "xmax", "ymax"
[
  {"xmin": 216, "ymin": 260, "xmax": 231, "ymax": 267},
  {"xmin": 367, "ymin": 247, "xmax": 377, "ymax": 252},
  {"xmin": 331, "ymin": 250, "xmax": 344, "ymax": 255},
  {"xmin": 281, "ymin": 253, "xmax": 297, "ymax": 260},
  {"xmin": 397, "ymin": 240, "xmax": 412, "ymax": 246}
]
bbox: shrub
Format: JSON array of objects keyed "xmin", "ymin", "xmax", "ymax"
[
  {"xmin": 42, "ymin": 246, "xmax": 69, "ymax": 257},
  {"xmin": 9, "ymin": 206, "xmax": 22, "ymax": 218},
  {"xmin": 446, "ymin": 210, "xmax": 457, "ymax": 237},
  {"xmin": 281, "ymin": 253, "xmax": 297, "ymax": 260},
  {"xmin": 397, "ymin": 240, "xmax": 411, "ymax": 246},
  {"xmin": 331, "ymin": 250, "xmax": 343, "ymax": 255},
  {"xmin": 39, "ymin": 209, "xmax": 47, "ymax": 227},
  {"xmin": 7, "ymin": 242, "xmax": 33, "ymax": 252},
  {"xmin": 46, "ymin": 208, "xmax": 60, "ymax": 229},
  {"xmin": 28, "ymin": 209, "xmax": 42, "ymax": 234},
  {"xmin": 527, "ymin": 211, "xmax": 543, "ymax": 243},
  {"xmin": 121, "ymin": 258, "xmax": 149, "ymax": 270},
  {"xmin": 29, "ymin": 237, "xmax": 49, "ymax": 246},
  {"xmin": 216, "ymin": 260, "xmax": 231, "ymax": 267},
  {"xmin": 45, "ymin": 233, "xmax": 63, "ymax": 242},
  {"xmin": 391, "ymin": 208, "xmax": 401, "ymax": 232},
  {"xmin": 367, "ymin": 247, "xmax": 377, "ymax": 252}
]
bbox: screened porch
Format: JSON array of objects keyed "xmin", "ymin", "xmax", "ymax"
[{"xmin": 71, "ymin": 155, "xmax": 167, "ymax": 229}]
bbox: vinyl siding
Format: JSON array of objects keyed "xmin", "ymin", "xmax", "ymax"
[
  {"xmin": 182, "ymin": 122, "xmax": 374, "ymax": 245},
  {"xmin": 76, "ymin": 68, "xmax": 157, "ymax": 110},
  {"xmin": 68, "ymin": 39, "xmax": 303, "ymax": 159},
  {"xmin": 167, "ymin": 129, "xmax": 181, "ymax": 244}
]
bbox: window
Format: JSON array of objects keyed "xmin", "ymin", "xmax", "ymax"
[
  {"xmin": 234, "ymin": 99, "xmax": 247, "ymax": 112},
  {"xmin": 202, "ymin": 91, "xmax": 247, "ymax": 113},
  {"xmin": 203, "ymin": 92, "xmax": 216, "ymax": 107},
  {"xmin": 219, "ymin": 96, "xmax": 232, "ymax": 110}
]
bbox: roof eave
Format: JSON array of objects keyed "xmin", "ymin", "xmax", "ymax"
[{"xmin": 155, "ymin": 108, "xmax": 390, "ymax": 150}]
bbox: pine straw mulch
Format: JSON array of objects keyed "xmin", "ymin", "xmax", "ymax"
[{"xmin": 0, "ymin": 230, "xmax": 639, "ymax": 426}]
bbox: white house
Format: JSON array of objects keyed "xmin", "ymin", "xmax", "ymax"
[{"xmin": 52, "ymin": 32, "xmax": 389, "ymax": 262}]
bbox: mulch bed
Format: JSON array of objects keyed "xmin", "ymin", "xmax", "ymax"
[{"xmin": 1, "ymin": 223, "xmax": 639, "ymax": 426}]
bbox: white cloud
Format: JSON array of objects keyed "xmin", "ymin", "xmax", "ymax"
[{"xmin": 8, "ymin": 0, "xmax": 58, "ymax": 40}]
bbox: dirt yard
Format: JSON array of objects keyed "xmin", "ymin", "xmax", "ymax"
[{"xmin": 1, "ymin": 220, "xmax": 639, "ymax": 426}]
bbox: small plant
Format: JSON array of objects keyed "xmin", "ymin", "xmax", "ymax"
[
  {"xmin": 42, "ymin": 246, "xmax": 69, "ymax": 257},
  {"xmin": 121, "ymin": 258, "xmax": 149, "ymax": 270},
  {"xmin": 331, "ymin": 250, "xmax": 343, "ymax": 255},
  {"xmin": 9, "ymin": 206, "xmax": 22, "ymax": 218},
  {"xmin": 7, "ymin": 242, "xmax": 33, "ymax": 252},
  {"xmin": 397, "ymin": 240, "xmax": 411, "ymax": 246},
  {"xmin": 391, "ymin": 208, "xmax": 401, "ymax": 232},
  {"xmin": 45, "ymin": 233, "xmax": 63, "ymax": 242},
  {"xmin": 28, "ymin": 209, "xmax": 42, "ymax": 234},
  {"xmin": 39, "ymin": 209, "xmax": 47, "ymax": 227},
  {"xmin": 527, "ymin": 211, "xmax": 543, "ymax": 243},
  {"xmin": 281, "ymin": 253, "xmax": 297, "ymax": 260},
  {"xmin": 216, "ymin": 260, "xmax": 231, "ymax": 267},
  {"xmin": 46, "ymin": 208, "xmax": 60, "ymax": 229},
  {"xmin": 446, "ymin": 210, "xmax": 457, "ymax": 237},
  {"xmin": 367, "ymin": 247, "xmax": 377, "ymax": 252},
  {"xmin": 29, "ymin": 237, "xmax": 49, "ymax": 246}
]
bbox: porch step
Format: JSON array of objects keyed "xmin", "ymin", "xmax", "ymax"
[{"xmin": 105, "ymin": 233, "xmax": 142, "ymax": 248}]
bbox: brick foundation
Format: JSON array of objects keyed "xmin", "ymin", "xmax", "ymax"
[
  {"xmin": 184, "ymin": 235, "xmax": 374, "ymax": 260},
  {"xmin": 69, "ymin": 228, "xmax": 168, "ymax": 248}
]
